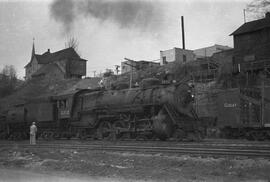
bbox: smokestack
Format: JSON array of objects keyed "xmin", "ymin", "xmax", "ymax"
[{"xmin": 181, "ymin": 16, "xmax": 185, "ymax": 50}]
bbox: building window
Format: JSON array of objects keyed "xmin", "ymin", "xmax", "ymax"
[
  {"xmin": 162, "ymin": 56, "xmax": 167, "ymax": 64},
  {"xmin": 183, "ymin": 55, "xmax": 187, "ymax": 63}
]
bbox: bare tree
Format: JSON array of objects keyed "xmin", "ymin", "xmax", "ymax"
[
  {"xmin": 2, "ymin": 65, "xmax": 16, "ymax": 78},
  {"xmin": 65, "ymin": 37, "xmax": 79, "ymax": 52},
  {"xmin": 247, "ymin": 0, "xmax": 270, "ymax": 19},
  {"xmin": 0, "ymin": 65, "xmax": 18, "ymax": 97},
  {"xmin": 103, "ymin": 69, "xmax": 114, "ymax": 77}
]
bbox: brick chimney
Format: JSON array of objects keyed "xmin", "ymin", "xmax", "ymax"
[{"xmin": 266, "ymin": 12, "xmax": 270, "ymax": 18}]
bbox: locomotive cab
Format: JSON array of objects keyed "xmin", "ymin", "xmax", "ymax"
[
  {"xmin": 53, "ymin": 89, "xmax": 91, "ymax": 121},
  {"xmin": 57, "ymin": 99, "xmax": 71, "ymax": 119}
]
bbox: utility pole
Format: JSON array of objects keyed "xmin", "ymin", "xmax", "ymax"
[
  {"xmin": 115, "ymin": 65, "xmax": 120, "ymax": 75},
  {"xmin": 243, "ymin": 9, "xmax": 246, "ymax": 23},
  {"xmin": 124, "ymin": 58, "xmax": 137, "ymax": 89},
  {"xmin": 261, "ymin": 70, "xmax": 266, "ymax": 126}
]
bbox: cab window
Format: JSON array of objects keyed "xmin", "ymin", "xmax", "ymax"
[{"xmin": 57, "ymin": 99, "xmax": 68, "ymax": 109}]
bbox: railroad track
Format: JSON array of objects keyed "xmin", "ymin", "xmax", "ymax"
[
  {"xmin": 2, "ymin": 138, "xmax": 270, "ymax": 145},
  {"xmin": 1, "ymin": 141, "xmax": 270, "ymax": 158},
  {"xmin": 2, "ymin": 139, "xmax": 270, "ymax": 149}
]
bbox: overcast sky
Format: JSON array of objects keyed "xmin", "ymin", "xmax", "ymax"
[{"xmin": 0, "ymin": 0, "xmax": 252, "ymax": 79}]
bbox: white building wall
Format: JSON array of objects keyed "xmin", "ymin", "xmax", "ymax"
[
  {"xmin": 193, "ymin": 44, "xmax": 232, "ymax": 58},
  {"xmin": 160, "ymin": 47, "xmax": 195, "ymax": 65},
  {"xmin": 121, "ymin": 60, "xmax": 137, "ymax": 74},
  {"xmin": 25, "ymin": 57, "xmax": 42, "ymax": 80}
]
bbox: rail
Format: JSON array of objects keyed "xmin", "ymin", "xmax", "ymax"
[{"xmin": 2, "ymin": 140, "xmax": 270, "ymax": 158}]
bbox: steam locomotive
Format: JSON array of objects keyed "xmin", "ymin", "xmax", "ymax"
[{"xmin": 0, "ymin": 79, "xmax": 201, "ymax": 141}]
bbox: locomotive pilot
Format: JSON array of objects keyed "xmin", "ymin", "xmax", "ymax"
[{"xmin": 30, "ymin": 122, "xmax": 37, "ymax": 145}]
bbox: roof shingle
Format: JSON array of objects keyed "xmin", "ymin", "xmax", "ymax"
[
  {"xmin": 35, "ymin": 47, "xmax": 80, "ymax": 64},
  {"xmin": 230, "ymin": 16, "xmax": 270, "ymax": 36}
]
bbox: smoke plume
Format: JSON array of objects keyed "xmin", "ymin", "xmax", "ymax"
[
  {"xmin": 50, "ymin": 0, "xmax": 163, "ymax": 33},
  {"xmin": 50, "ymin": 0, "xmax": 76, "ymax": 32},
  {"xmin": 246, "ymin": 0, "xmax": 270, "ymax": 20}
]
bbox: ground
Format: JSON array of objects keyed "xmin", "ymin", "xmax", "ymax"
[{"xmin": 0, "ymin": 146, "xmax": 270, "ymax": 182}]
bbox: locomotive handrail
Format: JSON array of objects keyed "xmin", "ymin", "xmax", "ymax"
[
  {"xmin": 163, "ymin": 104, "xmax": 179, "ymax": 125},
  {"xmin": 239, "ymin": 89, "xmax": 270, "ymax": 106},
  {"xmin": 240, "ymin": 94, "xmax": 261, "ymax": 106}
]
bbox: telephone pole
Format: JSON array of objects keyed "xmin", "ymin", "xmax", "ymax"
[
  {"xmin": 124, "ymin": 58, "xmax": 137, "ymax": 89},
  {"xmin": 115, "ymin": 65, "xmax": 120, "ymax": 75},
  {"xmin": 243, "ymin": 9, "xmax": 246, "ymax": 23}
]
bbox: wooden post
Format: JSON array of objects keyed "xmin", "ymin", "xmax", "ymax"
[
  {"xmin": 246, "ymin": 72, "xmax": 249, "ymax": 86},
  {"xmin": 130, "ymin": 65, "xmax": 133, "ymax": 89},
  {"xmin": 243, "ymin": 9, "xmax": 246, "ymax": 23},
  {"xmin": 124, "ymin": 58, "xmax": 135, "ymax": 89},
  {"xmin": 261, "ymin": 71, "xmax": 265, "ymax": 126}
]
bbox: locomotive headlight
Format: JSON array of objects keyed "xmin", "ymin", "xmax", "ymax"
[{"xmin": 190, "ymin": 93, "xmax": 195, "ymax": 103}]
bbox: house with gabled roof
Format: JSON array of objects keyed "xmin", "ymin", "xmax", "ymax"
[
  {"xmin": 231, "ymin": 12, "xmax": 270, "ymax": 73},
  {"xmin": 24, "ymin": 43, "xmax": 87, "ymax": 80}
]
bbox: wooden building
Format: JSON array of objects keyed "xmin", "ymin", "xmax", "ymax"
[
  {"xmin": 25, "ymin": 44, "xmax": 87, "ymax": 80},
  {"xmin": 160, "ymin": 47, "xmax": 195, "ymax": 65},
  {"xmin": 187, "ymin": 58, "xmax": 219, "ymax": 82},
  {"xmin": 231, "ymin": 12, "xmax": 270, "ymax": 74},
  {"xmin": 121, "ymin": 60, "xmax": 160, "ymax": 74},
  {"xmin": 193, "ymin": 44, "xmax": 232, "ymax": 59}
]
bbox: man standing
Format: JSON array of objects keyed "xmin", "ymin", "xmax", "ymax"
[{"xmin": 30, "ymin": 122, "xmax": 37, "ymax": 145}]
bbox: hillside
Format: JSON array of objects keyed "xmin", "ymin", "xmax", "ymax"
[{"xmin": 0, "ymin": 77, "xmax": 101, "ymax": 111}]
